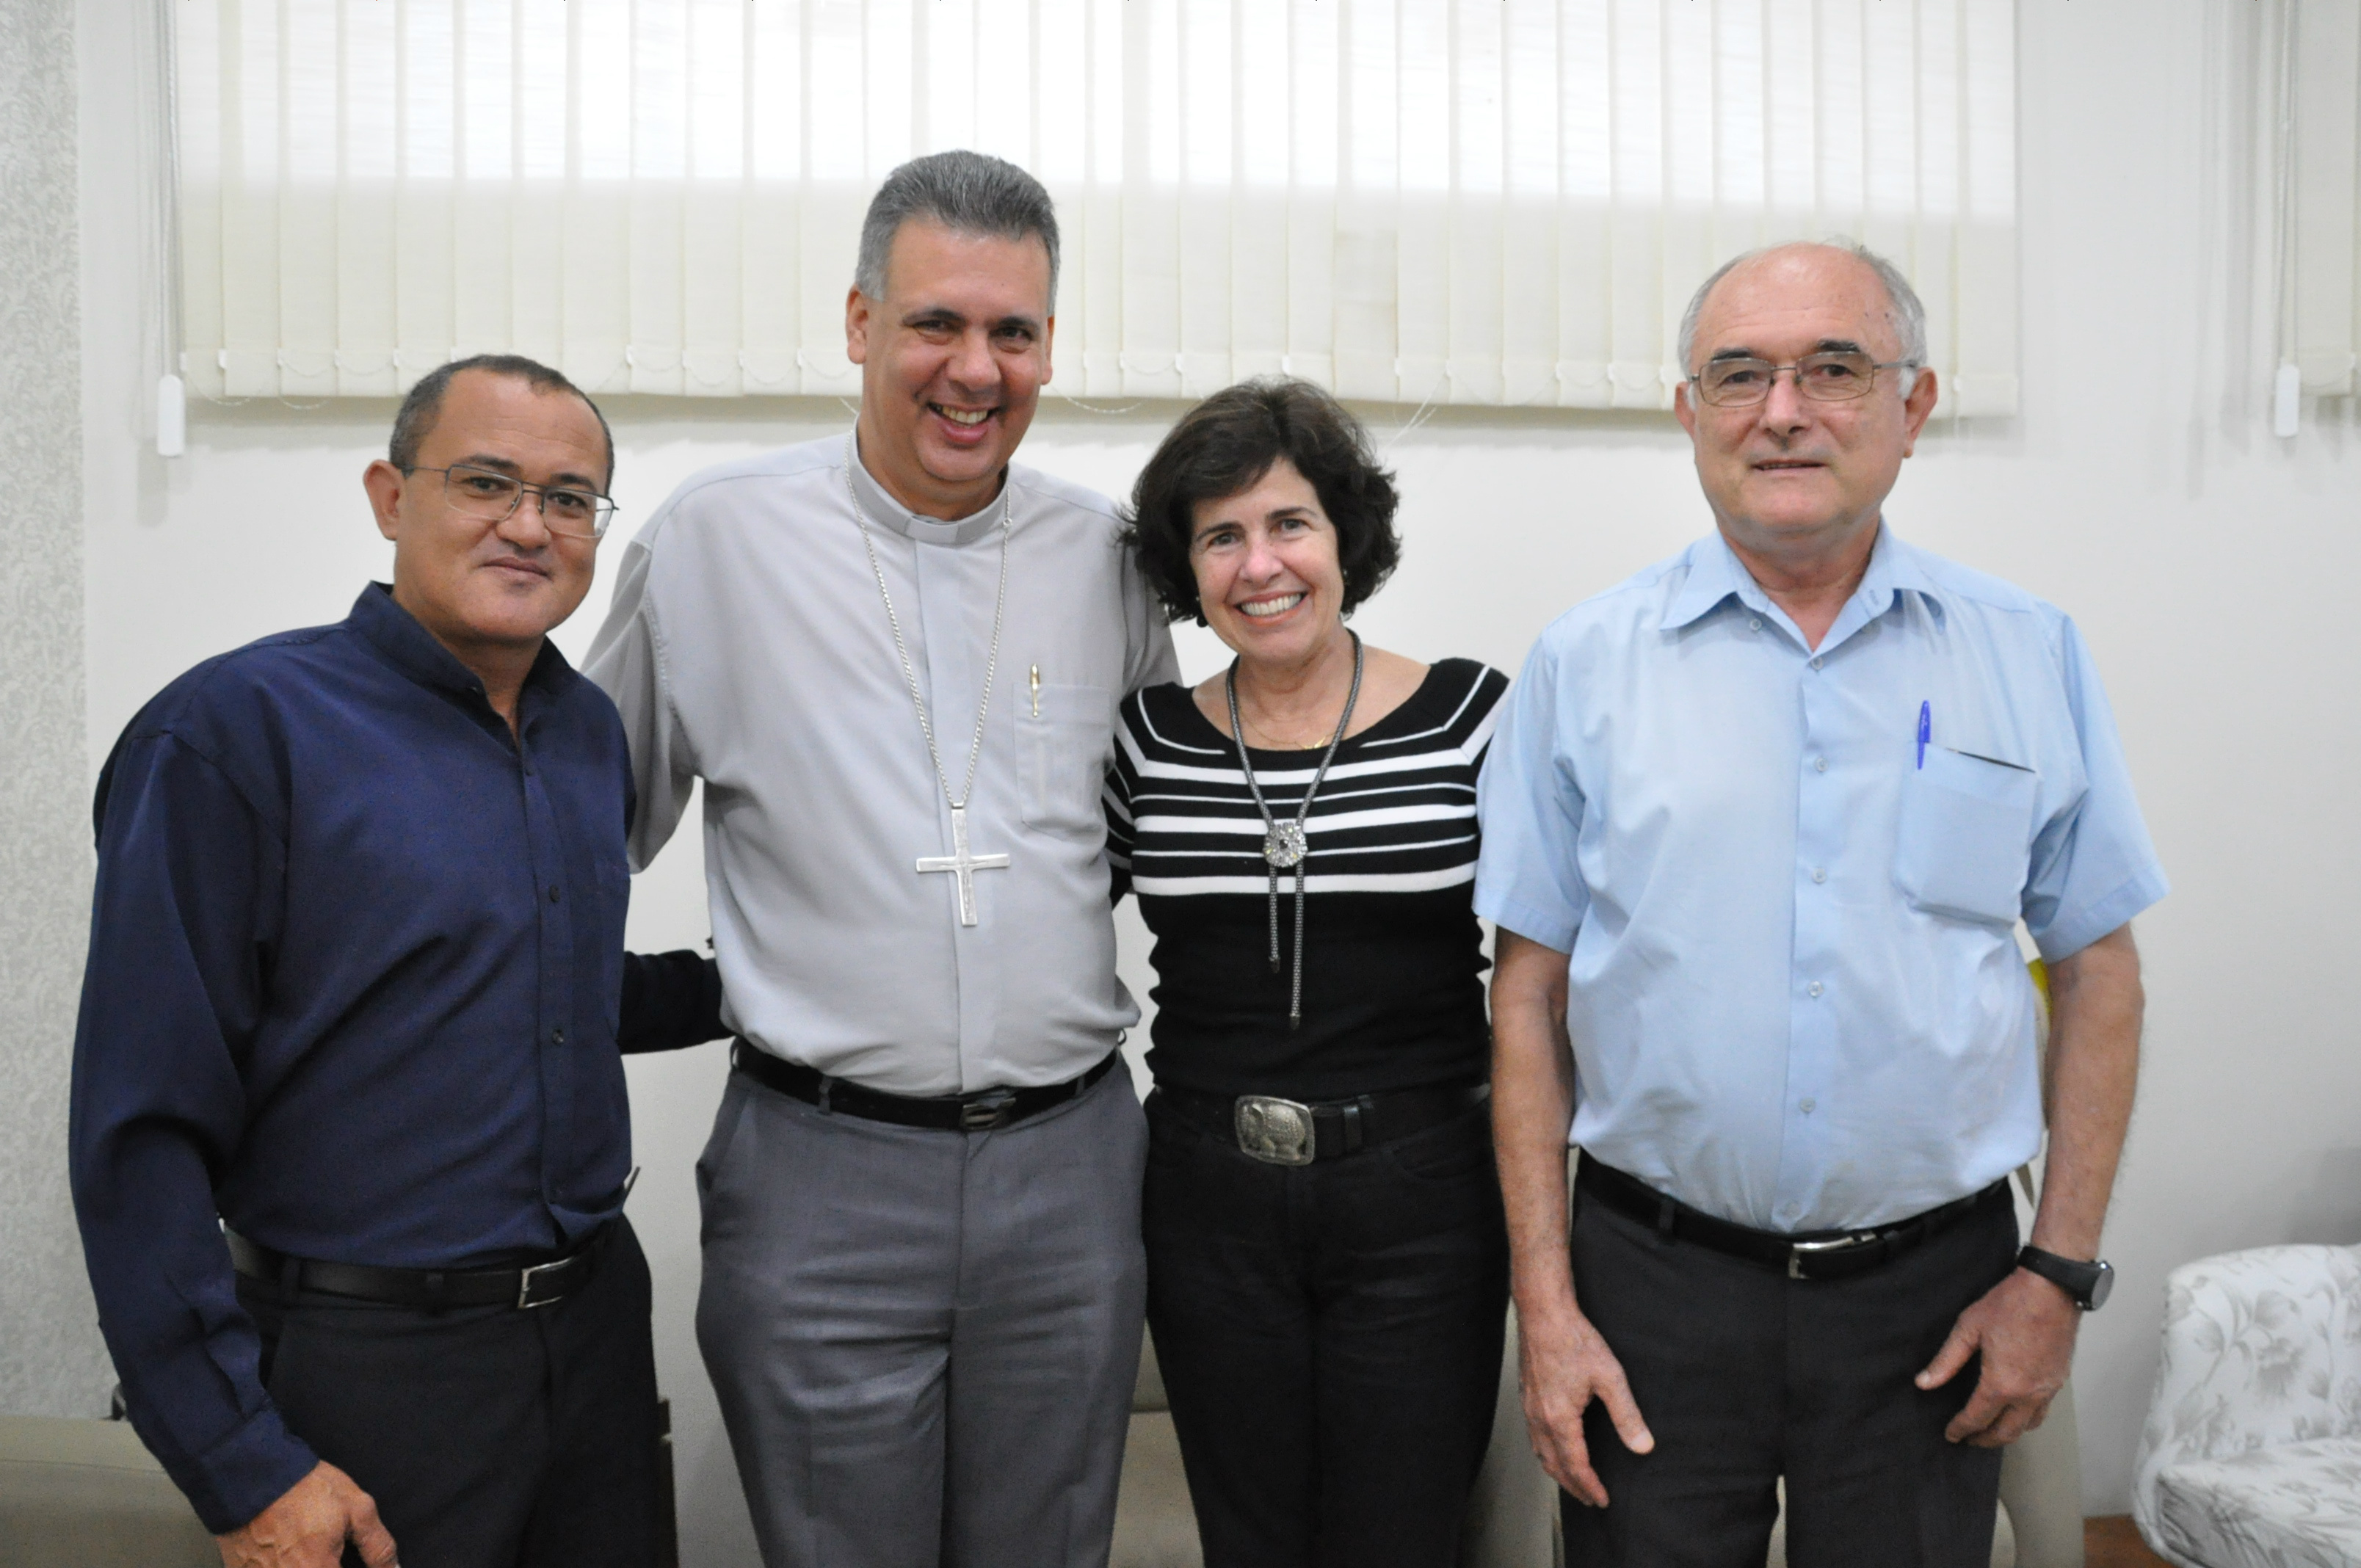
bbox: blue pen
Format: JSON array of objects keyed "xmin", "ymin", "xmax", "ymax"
[{"xmin": 1915, "ymin": 701, "xmax": 1931, "ymax": 769}]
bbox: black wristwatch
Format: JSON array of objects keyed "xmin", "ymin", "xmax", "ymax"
[{"xmin": 2017, "ymin": 1246, "xmax": 2114, "ymax": 1311}]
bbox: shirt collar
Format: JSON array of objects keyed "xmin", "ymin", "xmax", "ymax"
[
  {"xmin": 348, "ymin": 582, "xmax": 579, "ymax": 705},
  {"xmin": 1661, "ymin": 533, "xmax": 1768, "ymax": 631},
  {"xmin": 1820, "ymin": 524, "xmax": 1945, "ymax": 653},
  {"xmin": 845, "ymin": 431, "xmax": 1009, "ymax": 548},
  {"xmin": 1660, "ymin": 523, "xmax": 1945, "ymax": 639},
  {"xmin": 1852, "ymin": 526, "xmax": 1942, "ymax": 618}
]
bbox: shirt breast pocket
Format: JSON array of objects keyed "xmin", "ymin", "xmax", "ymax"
[
  {"xmin": 1893, "ymin": 747, "xmax": 2039, "ymax": 928},
  {"xmin": 1015, "ymin": 683, "xmax": 1114, "ymax": 835}
]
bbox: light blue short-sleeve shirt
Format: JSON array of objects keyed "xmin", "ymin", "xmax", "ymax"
[{"xmin": 1474, "ymin": 528, "xmax": 2168, "ymax": 1233}]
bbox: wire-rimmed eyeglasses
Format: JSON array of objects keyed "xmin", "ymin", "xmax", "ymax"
[
  {"xmin": 408, "ymin": 463, "xmax": 618, "ymax": 540},
  {"xmin": 1689, "ymin": 351, "xmax": 1918, "ymax": 408}
]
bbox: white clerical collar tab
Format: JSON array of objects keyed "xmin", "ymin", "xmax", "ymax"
[
  {"xmin": 846, "ymin": 435, "xmax": 1007, "ymax": 548},
  {"xmin": 905, "ymin": 515, "xmax": 972, "ymax": 547}
]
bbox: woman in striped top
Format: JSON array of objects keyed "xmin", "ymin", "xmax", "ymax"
[{"xmin": 1108, "ymin": 378, "xmax": 1511, "ymax": 1567}]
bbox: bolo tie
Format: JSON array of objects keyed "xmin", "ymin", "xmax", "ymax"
[{"xmin": 1223, "ymin": 631, "xmax": 1366, "ymax": 1031}]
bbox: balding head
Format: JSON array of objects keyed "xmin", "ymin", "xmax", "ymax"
[
  {"xmin": 1670, "ymin": 241, "xmax": 1940, "ymax": 578},
  {"xmin": 1678, "ymin": 242, "xmax": 1926, "ymax": 380}
]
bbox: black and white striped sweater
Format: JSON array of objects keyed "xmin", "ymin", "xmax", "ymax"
[{"xmin": 1105, "ymin": 658, "xmax": 1508, "ymax": 1099}]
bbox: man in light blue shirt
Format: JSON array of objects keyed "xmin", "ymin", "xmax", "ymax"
[{"xmin": 1478, "ymin": 242, "xmax": 2164, "ymax": 1566}]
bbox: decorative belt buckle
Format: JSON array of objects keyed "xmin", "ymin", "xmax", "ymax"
[
  {"xmin": 1234, "ymin": 1096, "xmax": 1317, "ymax": 1166},
  {"xmin": 1786, "ymin": 1233, "xmax": 1879, "ymax": 1281}
]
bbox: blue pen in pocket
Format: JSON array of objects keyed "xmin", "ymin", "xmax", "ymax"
[{"xmin": 1916, "ymin": 701, "xmax": 1931, "ymax": 769}]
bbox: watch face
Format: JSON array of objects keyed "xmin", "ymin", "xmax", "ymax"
[{"xmin": 2087, "ymin": 1260, "xmax": 2114, "ymax": 1310}]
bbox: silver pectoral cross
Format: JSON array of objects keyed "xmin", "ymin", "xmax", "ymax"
[{"xmin": 916, "ymin": 805, "xmax": 1010, "ymax": 927}]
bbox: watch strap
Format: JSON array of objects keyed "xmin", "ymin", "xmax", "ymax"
[{"xmin": 2017, "ymin": 1244, "xmax": 2109, "ymax": 1310}]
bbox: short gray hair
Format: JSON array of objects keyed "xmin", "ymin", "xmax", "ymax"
[
  {"xmin": 1676, "ymin": 240, "xmax": 1928, "ymax": 379},
  {"xmin": 854, "ymin": 150, "xmax": 1061, "ymax": 306}
]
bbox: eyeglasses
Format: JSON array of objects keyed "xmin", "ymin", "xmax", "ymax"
[
  {"xmin": 1689, "ymin": 351, "xmax": 1918, "ymax": 408},
  {"xmin": 409, "ymin": 463, "xmax": 617, "ymax": 540}
]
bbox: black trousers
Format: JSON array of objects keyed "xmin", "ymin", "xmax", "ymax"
[
  {"xmin": 1142, "ymin": 1092, "xmax": 1509, "ymax": 1568},
  {"xmin": 1562, "ymin": 1180, "xmax": 2018, "ymax": 1568},
  {"xmin": 236, "ymin": 1216, "xmax": 661, "ymax": 1568}
]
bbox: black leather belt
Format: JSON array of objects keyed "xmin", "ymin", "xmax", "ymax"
[
  {"xmin": 1152, "ymin": 1081, "xmax": 1489, "ymax": 1166},
  {"xmin": 1578, "ymin": 1158, "xmax": 2010, "ymax": 1282},
  {"xmin": 731, "ymin": 1040, "xmax": 1120, "ymax": 1133},
  {"xmin": 225, "ymin": 1220, "xmax": 614, "ymax": 1310}
]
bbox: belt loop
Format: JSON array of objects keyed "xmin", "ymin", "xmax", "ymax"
[
  {"xmin": 278, "ymin": 1252, "xmax": 302, "ymax": 1294},
  {"xmin": 1655, "ymin": 1195, "xmax": 1676, "ymax": 1238},
  {"xmin": 1341, "ymin": 1100, "xmax": 1365, "ymax": 1155},
  {"xmin": 817, "ymin": 1076, "xmax": 833, "ymax": 1115}
]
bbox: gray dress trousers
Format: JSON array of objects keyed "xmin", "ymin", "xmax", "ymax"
[{"xmin": 695, "ymin": 1062, "xmax": 1149, "ymax": 1568}]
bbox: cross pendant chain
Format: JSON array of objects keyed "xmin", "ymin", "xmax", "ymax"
[
  {"xmin": 846, "ymin": 435, "xmax": 1019, "ymax": 929},
  {"xmin": 916, "ymin": 805, "xmax": 1011, "ymax": 927}
]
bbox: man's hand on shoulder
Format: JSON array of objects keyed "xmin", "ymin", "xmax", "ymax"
[
  {"xmin": 1518, "ymin": 1297, "xmax": 1655, "ymax": 1509},
  {"xmin": 216, "ymin": 1462, "xmax": 397, "ymax": 1568},
  {"xmin": 1916, "ymin": 1266, "xmax": 2081, "ymax": 1448}
]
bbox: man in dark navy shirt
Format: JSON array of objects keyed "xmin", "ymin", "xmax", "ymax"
[{"xmin": 70, "ymin": 356, "xmax": 719, "ymax": 1568}]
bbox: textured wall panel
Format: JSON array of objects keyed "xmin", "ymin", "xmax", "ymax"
[{"xmin": 0, "ymin": 0, "xmax": 109, "ymax": 1415}]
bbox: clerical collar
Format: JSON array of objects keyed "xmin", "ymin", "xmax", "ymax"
[{"xmin": 846, "ymin": 432, "xmax": 1008, "ymax": 548}]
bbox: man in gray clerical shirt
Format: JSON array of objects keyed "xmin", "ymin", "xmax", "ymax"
[{"xmin": 587, "ymin": 152, "xmax": 1178, "ymax": 1567}]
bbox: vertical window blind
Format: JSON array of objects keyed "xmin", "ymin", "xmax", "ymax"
[
  {"xmin": 2291, "ymin": 0, "xmax": 2361, "ymax": 399},
  {"xmin": 175, "ymin": 0, "xmax": 2019, "ymax": 413}
]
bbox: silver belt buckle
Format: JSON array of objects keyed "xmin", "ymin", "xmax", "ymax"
[
  {"xmin": 517, "ymin": 1257, "xmax": 570, "ymax": 1309},
  {"xmin": 960, "ymin": 1089, "xmax": 1018, "ymax": 1132},
  {"xmin": 1787, "ymin": 1233, "xmax": 1879, "ymax": 1280},
  {"xmin": 1234, "ymin": 1096, "xmax": 1317, "ymax": 1166}
]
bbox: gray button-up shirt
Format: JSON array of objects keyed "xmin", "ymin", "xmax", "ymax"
[{"xmin": 586, "ymin": 434, "xmax": 1178, "ymax": 1095}]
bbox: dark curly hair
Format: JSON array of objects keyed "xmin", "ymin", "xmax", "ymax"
[{"xmin": 1123, "ymin": 377, "xmax": 1402, "ymax": 626}]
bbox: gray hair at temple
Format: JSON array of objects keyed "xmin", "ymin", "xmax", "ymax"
[
  {"xmin": 1676, "ymin": 240, "xmax": 1928, "ymax": 386},
  {"xmin": 854, "ymin": 150, "xmax": 1062, "ymax": 306}
]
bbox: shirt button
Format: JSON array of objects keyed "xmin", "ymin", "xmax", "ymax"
[
  {"xmin": 1748, "ymin": 617, "xmax": 1763, "ymax": 632},
  {"xmin": 548, "ymin": 885, "xmax": 562, "ymax": 903},
  {"xmin": 1811, "ymin": 867, "xmax": 1827, "ymax": 884},
  {"xmin": 1799, "ymin": 1098, "xmax": 1816, "ymax": 1114},
  {"xmin": 1810, "ymin": 656, "xmax": 1824, "ymax": 670},
  {"xmin": 551, "ymin": 1027, "xmax": 567, "ymax": 1045},
  {"xmin": 1813, "ymin": 755, "xmax": 1829, "ymax": 773},
  {"xmin": 1807, "ymin": 981, "xmax": 1825, "ymax": 998}
]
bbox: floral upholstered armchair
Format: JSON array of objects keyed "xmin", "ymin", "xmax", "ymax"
[{"xmin": 2132, "ymin": 1243, "xmax": 2361, "ymax": 1568}]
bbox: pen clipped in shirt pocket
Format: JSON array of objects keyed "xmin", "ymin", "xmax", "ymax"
[
  {"xmin": 1893, "ymin": 746, "xmax": 2039, "ymax": 927},
  {"xmin": 1015, "ymin": 683, "xmax": 1114, "ymax": 835}
]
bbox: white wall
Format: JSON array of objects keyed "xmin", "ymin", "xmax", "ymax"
[{"xmin": 70, "ymin": 0, "xmax": 2361, "ymax": 1553}]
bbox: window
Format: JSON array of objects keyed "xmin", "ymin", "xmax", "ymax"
[{"xmin": 176, "ymin": 0, "xmax": 2019, "ymax": 413}]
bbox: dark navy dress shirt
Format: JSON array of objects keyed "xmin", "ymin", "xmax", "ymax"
[{"xmin": 68, "ymin": 584, "xmax": 694, "ymax": 1533}]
